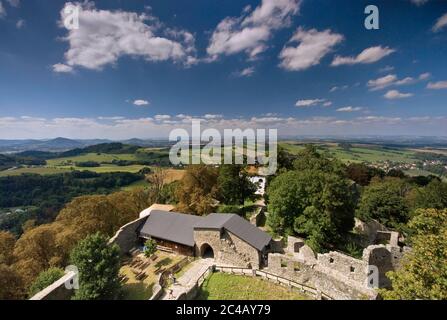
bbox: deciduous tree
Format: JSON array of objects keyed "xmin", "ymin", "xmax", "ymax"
[
  {"xmin": 356, "ymin": 177, "xmax": 412, "ymax": 228},
  {"xmin": 0, "ymin": 264, "xmax": 24, "ymax": 300},
  {"xmin": 381, "ymin": 209, "xmax": 447, "ymax": 300},
  {"xmin": 267, "ymin": 169, "xmax": 355, "ymax": 251},
  {"xmin": 217, "ymin": 165, "xmax": 256, "ymax": 205},
  {"xmin": 0, "ymin": 231, "xmax": 16, "ymax": 265},
  {"xmin": 176, "ymin": 165, "xmax": 219, "ymax": 215},
  {"xmin": 70, "ymin": 233, "xmax": 121, "ymax": 300}
]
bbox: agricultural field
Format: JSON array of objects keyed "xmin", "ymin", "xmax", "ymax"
[
  {"xmin": 0, "ymin": 164, "xmax": 146, "ymax": 177},
  {"xmin": 0, "ymin": 166, "xmax": 71, "ymax": 177},
  {"xmin": 196, "ymin": 272, "xmax": 310, "ymax": 300},
  {"xmin": 279, "ymin": 142, "xmax": 417, "ymax": 163},
  {"xmin": 0, "ymin": 147, "xmax": 171, "ymax": 177},
  {"xmin": 46, "ymin": 153, "xmax": 138, "ymax": 166}
]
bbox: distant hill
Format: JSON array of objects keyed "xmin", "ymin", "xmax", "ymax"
[
  {"xmin": 59, "ymin": 143, "xmax": 141, "ymax": 157},
  {"xmin": 0, "ymin": 137, "xmax": 173, "ymax": 153},
  {"xmin": 0, "ymin": 138, "xmax": 110, "ymax": 153}
]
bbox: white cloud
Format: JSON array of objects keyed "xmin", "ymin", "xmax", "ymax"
[
  {"xmin": 323, "ymin": 101, "xmax": 332, "ymax": 107},
  {"xmin": 52, "ymin": 63, "xmax": 74, "ymax": 73},
  {"xmin": 368, "ymin": 74, "xmax": 398, "ymax": 90},
  {"xmin": 207, "ymin": 0, "xmax": 301, "ymax": 60},
  {"xmin": 427, "ymin": 81, "xmax": 447, "ymax": 90},
  {"xmin": 204, "ymin": 114, "xmax": 223, "ymax": 119},
  {"xmin": 368, "ymin": 72, "xmax": 430, "ymax": 90},
  {"xmin": 57, "ymin": 2, "xmax": 197, "ymax": 71},
  {"xmin": 0, "ymin": 2, "xmax": 6, "ymax": 18},
  {"xmin": 16, "ymin": 19, "xmax": 25, "ymax": 29},
  {"xmin": 419, "ymin": 72, "xmax": 431, "ymax": 80},
  {"xmin": 295, "ymin": 98, "xmax": 328, "ymax": 107},
  {"xmin": 233, "ymin": 66, "xmax": 255, "ymax": 77},
  {"xmin": 336, "ymin": 106, "xmax": 363, "ymax": 112},
  {"xmin": 1, "ymin": 114, "xmax": 445, "ymax": 139},
  {"xmin": 378, "ymin": 65, "xmax": 394, "ymax": 73},
  {"xmin": 329, "ymin": 85, "xmax": 349, "ymax": 92},
  {"xmin": 384, "ymin": 90, "xmax": 413, "ymax": 99},
  {"xmin": 331, "ymin": 46, "xmax": 395, "ymax": 66},
  {"xmin": 410, "ymin": 0, "xmax": 428, "ymax": 6},
  {"xmin": 433, "ymin": 13, "xmax": 447, "ymax": 32},
  {"xmin": 279, "ymin": 28, "xmax": 344, "ymax": 71},
  {"xmin": 97, "ymin": 116, "xmax": 125, "ymax": 120},
  {"xmin": 154, "ymin": 114, "xmax": 171, "ymax": 121},
  {"xmin": 133, "ymin": 99, "xmax": 150, "ymax": 106}
]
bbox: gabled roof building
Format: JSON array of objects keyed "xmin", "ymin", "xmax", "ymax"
[{"xmin": 138, "ymin": 210, "xmax": 272, "ymax": 269}]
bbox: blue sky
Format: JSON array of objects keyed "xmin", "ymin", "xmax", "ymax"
[{"xmin": 0, "ymin": 0, "xmax": 446, "ymax": 139}]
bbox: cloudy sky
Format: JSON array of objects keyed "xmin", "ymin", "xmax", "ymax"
[{"xmin": 0, "ymin": 0, "xmax": 446, "ymax": 139}]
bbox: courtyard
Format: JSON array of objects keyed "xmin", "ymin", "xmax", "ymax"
[{"xmin": 119, "ymin": 250, "xmax": 188, "ymax": 300}]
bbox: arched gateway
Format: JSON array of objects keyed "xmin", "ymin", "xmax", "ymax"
[{"xmin": 200, "ymin": 243, "xmax": 215, "ymax": 259}]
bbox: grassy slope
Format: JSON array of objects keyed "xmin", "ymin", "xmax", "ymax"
[{"xmin": 196, "ymin": 273, "xmax": 310, "ymax": 300}]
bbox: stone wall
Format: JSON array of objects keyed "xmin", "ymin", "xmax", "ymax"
[
  {"xmin": 193, "ymin": 229, "xmax": 262, "ymax": 269},
  {"xmin": 108, "ymin": 216, "xmax": 147, "ymax": 255},
  {"xmin": 362, "ymin": 244, "xmax": 410, "ymax": 288},
  {"xmin": 267, "ymin": 254, "xmax": 376, "ymax": 300},
  {"xmin": 317, "ymin": 251, "xmax": 367, "ymax": 284},
  {"xmin": 29, "ymin": 271, "xmax": 77, "ymax": 300},
  {"xmin": 263, "ymin": 232, "xmax": 410, "ymax": 299}
]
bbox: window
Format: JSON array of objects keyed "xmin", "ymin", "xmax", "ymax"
[
  {"xmin": 350, "ymin": 266, "xmax": 355, "ymax": 273},
  {"xmin": 329, "ymin": 258, "xmax": 334, "ymax": 263}
]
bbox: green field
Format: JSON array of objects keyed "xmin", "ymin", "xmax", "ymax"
[
  {"xmin": 280, "ymin": 142, "xmax": 417, "ymax": 163},
  {"xmin": 0, "ymin": 148, "xmax": 172, "ymax": 177},
  {"xmin": 196, "ymin": 273, "xmax": 310, "ymax": 300},
  {"xmin": 46, "ymin": 152, "xmax": 138, "ymax": 166},
  {"xmin": 121, "ymin": 179, "xmax": 151, "ymax": 191},
  {"xmin": 0, "ymin": 166, "xmax": 71, "ymax": 177},
  {"xmin": 0, "ymin": 164, "xmax": 147, "ymax": 177}
]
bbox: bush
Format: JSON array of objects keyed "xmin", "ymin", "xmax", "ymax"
[
  {"xmin": 75, "ymin": 161, "xmax": 100, "ymax": 167},
  {"xmin": 28, "ymin": 267, "xmax": 65, "ymax": 297},
  {"xmin": 143, "ymin": 239, "xmax": 157, "ymax": 258},
  {"xmin": 217, "ymin": 205, "xmax": 241, "ymax": 215}
]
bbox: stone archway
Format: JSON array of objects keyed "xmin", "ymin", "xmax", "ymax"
[{"xmin": 200, "ymin": 243, "xmax": 214, "ymax": 259}]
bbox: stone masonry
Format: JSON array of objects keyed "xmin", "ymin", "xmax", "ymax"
[{"xmin": 193, "ymin": 229, "xmax": 262, "ymax": 269}]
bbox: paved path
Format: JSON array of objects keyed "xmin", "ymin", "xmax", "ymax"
[{"xmin": 162, "ymin": 258, "xmax": 214, "ymax": 300}]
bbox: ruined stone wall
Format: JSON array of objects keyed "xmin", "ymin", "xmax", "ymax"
[
  {"xmin": 317, "ymin": 251, "xmax": 367, "ymax": 284},
  {"xmin": 108, "ymin": 216, "xmax": 147, "ymax": 255},
  {"xmin": 267, "ymin": 254, "xmax": 376, "ymax": 300},
  {"xmin": 362, "ymin": 244, "xmax": 409, "ymax": 288},
  {"xmin": 193, "ymin": 229, "xmax": 261, "ymax": 269}
]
